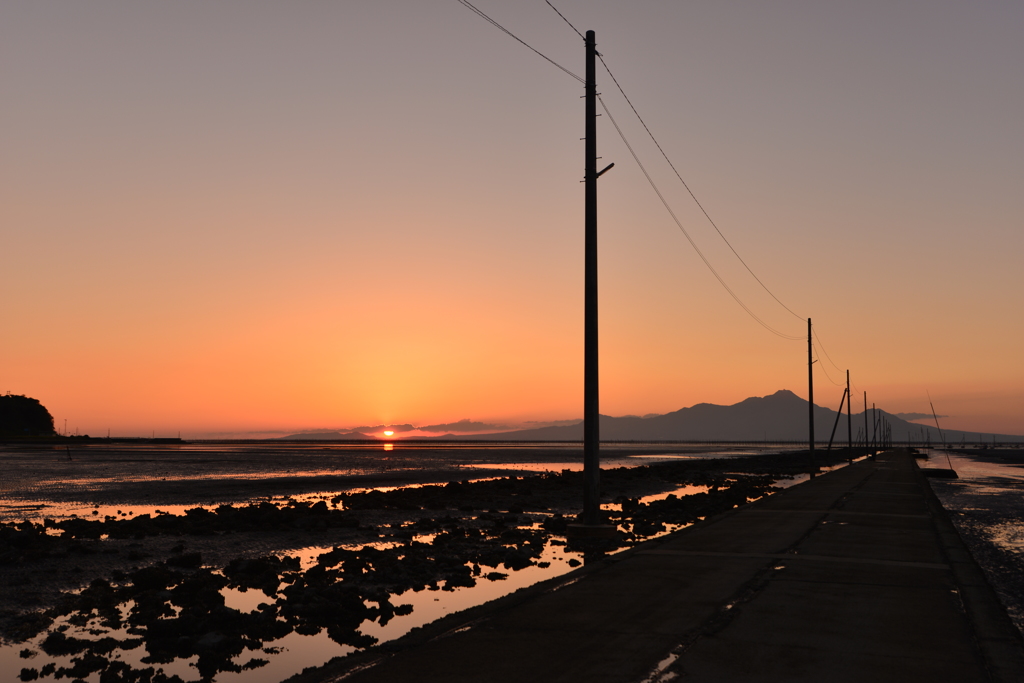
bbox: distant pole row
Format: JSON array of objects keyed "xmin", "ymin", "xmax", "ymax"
[{"xmin": 811, "ymin": 332, "xmax": 880, "ymax": 462}]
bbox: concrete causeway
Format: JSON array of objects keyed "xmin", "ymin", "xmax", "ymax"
[{"xmin": 309, "ymin": 451, "xmax": 1024, "ymax": 683}]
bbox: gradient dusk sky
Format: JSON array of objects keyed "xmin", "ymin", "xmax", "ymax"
[{"xmin": 3, "ymin": 1, "xmax": 1022, "ymax": 437}]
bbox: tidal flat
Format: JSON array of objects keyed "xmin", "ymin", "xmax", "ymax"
[
  {"xmin": 0, "ymin": 442, "xmax": 854, "ymax": 683},
  {"xmin": 928, "ymin": 448, "xmax": 1024, "ymax": 637}
]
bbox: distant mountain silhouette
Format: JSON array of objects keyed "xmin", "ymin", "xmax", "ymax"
[
  {"xmin": 456, "ymin": 390, "xmax": 1020, "ymax": 443},
  {"xmin": 349, "ymin": 424, "xmax": 416, "ymax": 434},
  {"xmin": 276, "ymin": 431, "xmax": 373, "ymax": 441},
  {"xmin": 419, "ymin": 419, "xmax": 508, "ymax": 433}
]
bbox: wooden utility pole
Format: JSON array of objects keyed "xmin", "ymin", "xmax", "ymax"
[
  {"xmin": 846, "ymin": 370, "xmax": 852, "ymax": 453},
  {"xmin": 871, "ymin": 401, "xmax": 879, "ymax": 459},
  {"xmin": 582, "ymin": 29, "xmax": 600, "ymax": 526},
  {"xmin": 872, "ymin": 402, "xmax": 877, "ymax": 449},
  {"xmin": 827, "ymin": 388, "xmax": 847, "ymax": 452},
  {"xmin": 808, "ymin": 318, "xmax": 815, "ymax": 461},
  {"xmin": 863, "ymin": 391, "xmax": 869, "ymax": 455}
]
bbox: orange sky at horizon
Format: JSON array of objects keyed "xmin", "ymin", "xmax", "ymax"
[{"xmin": 3, "ymin": 2, "xmax": 1022, "ymax": 438}]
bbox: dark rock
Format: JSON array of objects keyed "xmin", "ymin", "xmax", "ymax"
[{"xmin": 166, "ymin": 552, "xmax": 203, "ymax": 569}]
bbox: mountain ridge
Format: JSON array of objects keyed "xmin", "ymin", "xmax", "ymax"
[{"xmin": 450, "ymin": 389, "xmax": 1020, "ymax": 443}]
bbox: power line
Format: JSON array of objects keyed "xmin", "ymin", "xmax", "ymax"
[
  {"xmin": 457, "ymin": 0, "xmax": 584, "ymax": 83},
  {"xmin": 813, "ymin": 345, "xmax": 844, "ymax": 387},
  {"xmin": 457, "ymin": 1, "xmax": 808, "ymax": 344},
  {"xmin": 545, "ymin": 0, "xmax": 585, "ymax": 40},
  {"xmin": 595, "ymin": 49, "xmax": 869, "ymax": 367},
  {"xmin": 812, "ymin": 328, "xmax": 844, "ymax": 373},
  {"xmin": 599, "ymin": 95, "xmax": 802, "ymax": 341},
  {"xmin": 597, "ymin": 55, "xmax": 805, "ymax": 322}
]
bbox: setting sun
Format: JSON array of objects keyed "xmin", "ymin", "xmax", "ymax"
[{"xmin": 383, "ymin": 431, "xmax": 394, "ymax": 437}]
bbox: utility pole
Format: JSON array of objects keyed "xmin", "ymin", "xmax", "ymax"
[
  {"xmin": 863, "ymin": 391, "xmax": 869, "ymax": 455},
  {"xmin": 807, "ymin": 318, "xmax": 815, "ymax": 464},
  {"xmin": 872, "ymin": 402, "xmax": 877, "ymax": 449},
  {"xmin": 827, "ymin": 388, "xmax": 847, "ymax": 452},
  {"xmin": 582, "ymin": 29, "xmax": 600, "ymax": 526},
  {"xmin": 846, "ymin": 370, "xmax": 852, "ymax": 453}
]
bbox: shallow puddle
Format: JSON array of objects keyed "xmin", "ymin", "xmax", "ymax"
[
  {"xmin": 2, "ymin": 539, "xmax": 585, "ymax": 683},
  {"xmin": 601, "ymin": 484, "xmax": 711, "ymax": 510},
  {"xmin": 464, "ymin": 451, "xmax": 768, "ymax": 474}
]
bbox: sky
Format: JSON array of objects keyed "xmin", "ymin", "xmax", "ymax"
[{"xmin": 3, "ymin": 1, "xmax": 1023, "ymax": 438}]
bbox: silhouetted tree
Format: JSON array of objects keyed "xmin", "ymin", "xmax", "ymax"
[{"xmin": 0, "ymin": 394, "xmax": 56, "ymax": 436}]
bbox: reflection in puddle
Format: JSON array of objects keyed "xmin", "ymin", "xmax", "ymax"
[
  {"xmin": 629, "ymin": 452, "xmax": 755, "ymax": 459},
  {"xmin": 601, "ymin": 484, "xmax": 711, "ymax": 515},
  {"xmin": 17, "ymin": 468, "xmax": 368, "ymax": 488},
  {"xmin": 0, "ymin": 488, "xmax": 410, "ymax": 525},
  {"xmin": 465, "ymin": 452, "xmax": 767, "ymax": 474},
  {"xmin": 360, "ymin": 541, "xmax": 581, "ymax": 643},
  {"xmin": 469, "ymin": 462, "xmax": 584, "ymax": 473},
  {"xmin": 214, "ymin": 564, "xmax": 576, "ymax": 683},
  {"xmin": 4, "ymin": 539, "xmax": 585, "ymax": 683},
  {"xmin": 622, "ymin": 485, "xmax": 709, "ymax": 507},
  {"xmin": 0, "ymin": 501, "xmax": 224, "ymax": 525}
]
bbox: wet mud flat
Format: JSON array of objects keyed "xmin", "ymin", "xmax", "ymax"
[
  {"xmin": 928, "ymin": 448, "xmax": 1024, "ymax": 637},
  {"xmin": 0, "ymin": 445, "xmax": 854, "ymax": 683},
  {"xmin": 0, "ymin": 441, "xmax": 617, "ymax": 508}
]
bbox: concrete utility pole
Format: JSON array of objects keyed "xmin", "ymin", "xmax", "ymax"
[
  {"xmin": 582, "ymin": 29, "xmax": 600, "ymax": 526},
  {"xmin": 808, "ymin": 318, "xmax": 815, "ymax": 462}
]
